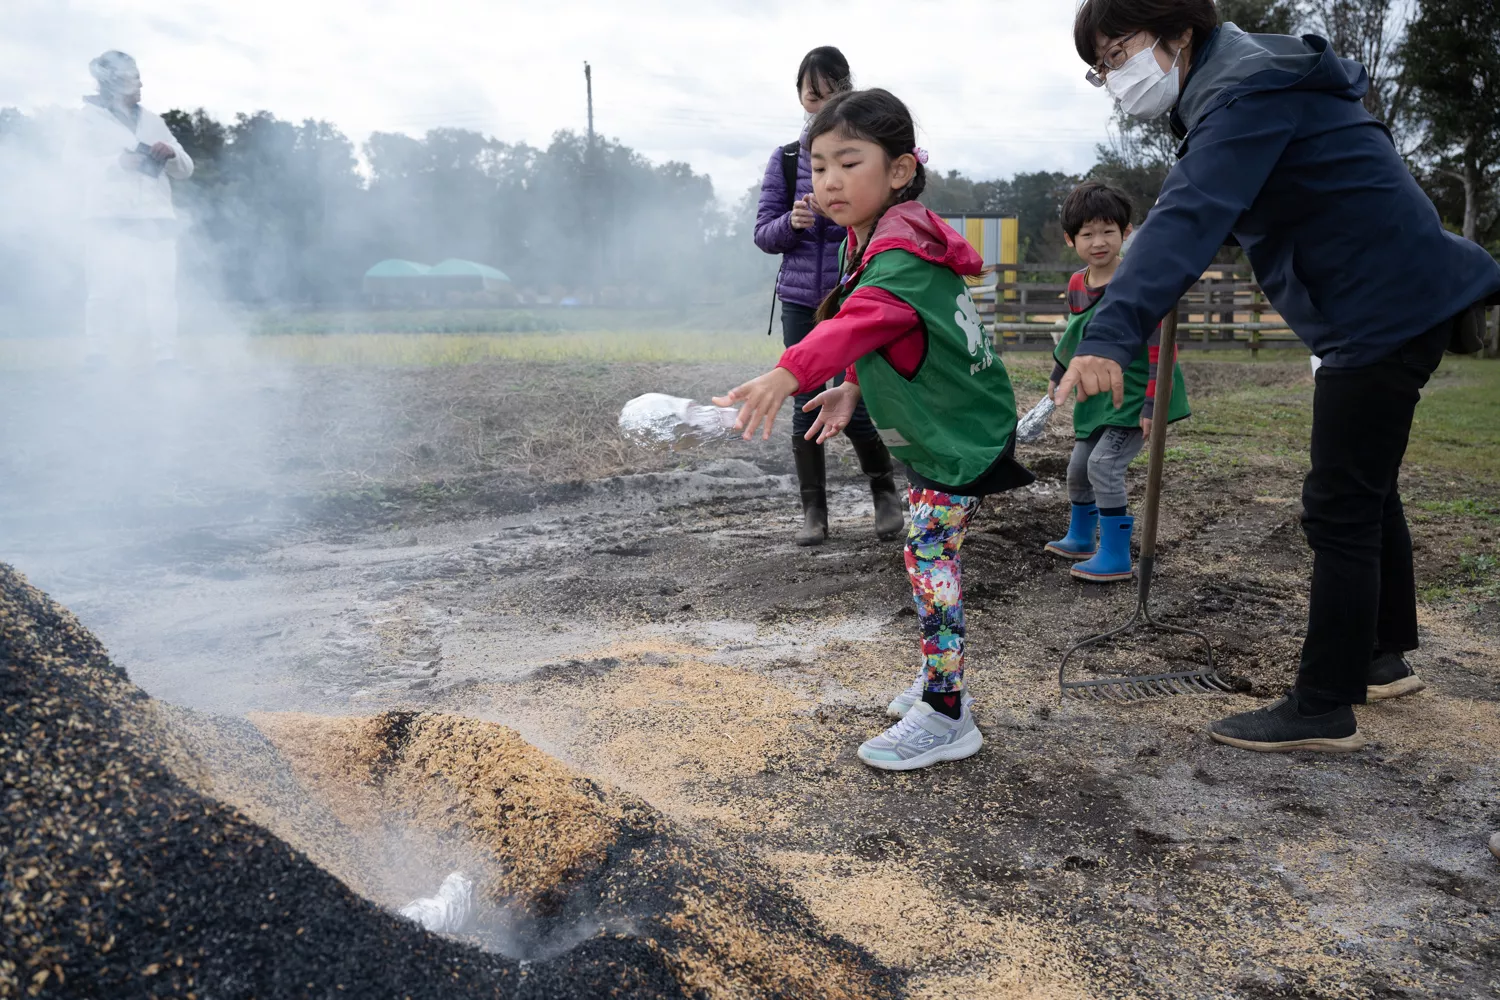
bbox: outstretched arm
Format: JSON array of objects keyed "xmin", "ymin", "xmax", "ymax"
[
  {"xmin": 713, "ymin": 287, "xmax": 920, "ymax": 441},
  {"xmin": 1066, "ymin": 92, "xmax": 1297, "ymax": 399},
  {"xmin": 778, "ymin": 287, "xmax": 920, "ymax": 390}
]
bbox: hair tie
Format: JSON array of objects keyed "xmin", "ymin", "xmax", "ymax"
[{"xmin": 912, "ymin": 147, "xmax": 929, "ymax": 164}]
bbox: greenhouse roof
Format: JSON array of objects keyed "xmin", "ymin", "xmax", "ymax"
[
  {"xmin": 429, "ymin": 259, "xmax": 510, "ymax": 281},
  {"xmin": 363, "ymin": 259, "xmax": 431, "ymax": 278}
]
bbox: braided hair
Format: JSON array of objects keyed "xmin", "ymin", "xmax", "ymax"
[{"xmin": 808, "ymin": 89, "xmax": 927, "ymax": 322}]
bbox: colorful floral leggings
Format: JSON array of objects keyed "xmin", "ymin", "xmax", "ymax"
[{"xmin": 905, "ymin": 488, "xmax": 983, "ymax": 693}]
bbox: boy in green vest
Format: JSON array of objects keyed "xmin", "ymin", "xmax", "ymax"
[
  {"xmin": 1045, "ymin": 182, "xmax": 1190, "ymax": 582},
  {"xmin": 715, "ymin": 89, "xmax": 1032, "ymax": 772}
]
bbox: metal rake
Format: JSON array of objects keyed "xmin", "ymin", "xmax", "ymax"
[{"xmin": 1058, "ymin": 303, "xmax": 1232, "ymax": 702}]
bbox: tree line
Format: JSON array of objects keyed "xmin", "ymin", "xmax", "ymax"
[
  {"xmin": 925, "ymin": 0, "xmax": 1498, "ymax": 262},
  {"xmin": 0, "ymin": 0, "xmax": 1493, "ymax": 312}
]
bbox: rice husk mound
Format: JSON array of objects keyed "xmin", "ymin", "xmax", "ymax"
[{"xmin": 0, "ymin": 562, "xmax": 891, "ymax": 998}]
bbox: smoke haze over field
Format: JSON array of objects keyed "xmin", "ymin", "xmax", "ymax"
[{"xmin": 1, "ymin": 0, "xmax": 1112, "ymax": 206}]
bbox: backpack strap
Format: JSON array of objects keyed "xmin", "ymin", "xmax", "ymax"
[
  {"xmin": 768, "ymin": 140, "xmax": 804, "ymax": 337},
  {"xmin": 780, "ymin": 140, "xmax": 801, "ymax": 211}
]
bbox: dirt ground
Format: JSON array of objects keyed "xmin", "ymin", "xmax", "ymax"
[{"xmin": 2, "ymin": 353, "xmax": 1497, "ymax": 999}]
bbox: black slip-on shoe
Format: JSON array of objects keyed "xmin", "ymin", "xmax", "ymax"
[
  {"xmin": 1209, "ymin": 694, "xmax": 1366, "ymax": 753},
  {"xmin": 1366, "ymin": 651, "xmax": 1425, "ymax": 702}
]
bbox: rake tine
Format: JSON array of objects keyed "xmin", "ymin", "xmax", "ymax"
[{"xmin": 1054, "ymin": 302, "xmax": 1228, "ymax": 703}]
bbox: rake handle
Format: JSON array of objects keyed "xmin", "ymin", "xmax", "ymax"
[{"xmin": 1135, "ymin": 300, "xmax": 1180, "ymax": 602}]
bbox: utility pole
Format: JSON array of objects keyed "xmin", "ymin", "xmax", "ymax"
[
  {"xmin": 583, "ymin": 61, "xmax": 603, "ymax": 298},
  {"xmin": 584, "ymin": 61, "xmax": 595, "ymax": 149}
]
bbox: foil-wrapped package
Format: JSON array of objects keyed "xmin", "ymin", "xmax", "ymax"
[
  {"xmin": 1015, "ymin": 394, "xmax": 1057, "ymax": 444},
  {"xmin": 619, "ymin": 393, "xmax": 738, "ymax": 447},
  {"xmin": 399, "ymin": 871, "xmax": 474, "ymax": 934}
]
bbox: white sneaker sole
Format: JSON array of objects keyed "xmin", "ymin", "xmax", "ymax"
[
  {"xmin": 1210, "ymin": 731, "xmax": 1367, "ymax": 753},
  {"xmin": 859, "ymin": 728, "xmax": 984, "ymax": 771},
  {"xmin": 1366, "ymin": 675, "xmax": 1425, "ymax": 701}
]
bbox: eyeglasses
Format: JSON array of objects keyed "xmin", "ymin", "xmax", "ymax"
[{"xmin": 1085, "ymin": 31, "xmax": 1143, "ymax": 87}]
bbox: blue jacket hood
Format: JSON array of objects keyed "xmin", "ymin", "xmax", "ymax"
[
  {"xmin": 1074, "ymin": 22, "xmax": 1500, "ymax": 372},
  {"xmin": 1172, "ymin": 25, "xmax": 1369, "ymax": 141}
]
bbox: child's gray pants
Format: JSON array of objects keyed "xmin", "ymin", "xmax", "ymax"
[{"xmin": 1066, "ymin": 426, "xmax": 1144, "ymax": 510}]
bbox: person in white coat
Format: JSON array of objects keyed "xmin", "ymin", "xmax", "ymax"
[{"xmin": 76, "ymin": 51, "xmax": 192, "ymax": 366}]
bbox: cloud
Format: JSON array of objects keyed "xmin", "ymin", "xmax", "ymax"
[{"xmin": 1, "ymin": 0, "xmax": 1116, "ymax": 202}]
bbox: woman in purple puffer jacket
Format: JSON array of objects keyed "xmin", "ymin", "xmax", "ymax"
[{"xmin": 754, "ymin": 46, "xmax": 902, "ymax": 547}]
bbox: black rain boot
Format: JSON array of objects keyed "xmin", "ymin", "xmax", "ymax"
[
  {"xmin": 850, "ymin": 435, "xmax": 905, "ymax": 541},
  {"xmin": 791, "ymin": 436, "xmax": 828, "ymax": 546}
]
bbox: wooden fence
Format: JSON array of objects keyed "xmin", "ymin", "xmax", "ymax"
[
  {"xmin": 977, "ymin": 262, "xmax": 1500, "ymax": 356},
  {"xmin": 973, "ymin": 261, "xmax": 1306, "ymax": 355}
]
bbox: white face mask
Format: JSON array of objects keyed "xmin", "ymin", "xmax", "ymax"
[{"xmin": 1105, "ymin": 37, "xmax": 1181, "ymax": 120}]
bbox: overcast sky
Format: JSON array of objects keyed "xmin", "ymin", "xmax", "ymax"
[{"xmin": 5, "ymin": 0, "xmax": 1119, "ymax": 204}]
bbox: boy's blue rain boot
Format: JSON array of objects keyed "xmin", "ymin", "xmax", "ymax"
[
  {"xmin": 1072, "ymin": 515, "xmax": 1134, "ymax": 582},
  {"xmin": 1044, "ymin": 503, "xmax": 1098, "ymax": 560}
]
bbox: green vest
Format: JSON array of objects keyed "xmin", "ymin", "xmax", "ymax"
[
  {"xmin": 1054, "ymin": 304, "xmax": 1191, "ymax": 439},
  {"xmin": 845, "ymin": 249, "xmax": 1019, "ymax": 487}
]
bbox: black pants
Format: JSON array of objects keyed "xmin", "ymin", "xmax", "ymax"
[
  {"xmin": 781, "ymin": 301, "xmax": 881, "ymax": 442},
  {"xmin": 1296, "ymin": 315, "xmax": 1453, "ymax": 704}
]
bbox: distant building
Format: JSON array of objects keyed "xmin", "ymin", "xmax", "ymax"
[{"xmin": 362, "ymin": 258, "xmax": 513, "ymax": 305}]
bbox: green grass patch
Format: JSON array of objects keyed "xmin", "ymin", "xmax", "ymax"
[
  {"xmin": 0, "ymin": 330, "xmax": 786, "ymax": 369},
  {"xmin": 1175, "ymin": 384, "xmax": 1313, "ymax": 468},
  {"xmin": 1413, "ymin": 497, "xmax": 1500, "ymax": 521},
  {"xmin": 1162, "ymin": 356, "xmax": 1500, "ymax": 484},
  {"xmin": 1422, "ymin": 548, "xmax": 1500, "ymax": 603},
  {"xmin": 253, "ymin": 309, "xmax": 565, "ymax": 336},
  {"xmin": 1406, "ymin": 358, "xmax": 1500, "ymax": 482},
  {"xmin": 245, "ymin": 331, "xmax": 783, "ymax": 366}
]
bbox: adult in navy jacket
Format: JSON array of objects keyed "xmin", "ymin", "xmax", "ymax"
[
  {"xmin": 754, "ymin": 46, "xmax": 902, "ymax": 547},
  {"xmin": 1057, "ymin": 0, "xmax": 1500, "ymax": 753}
]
